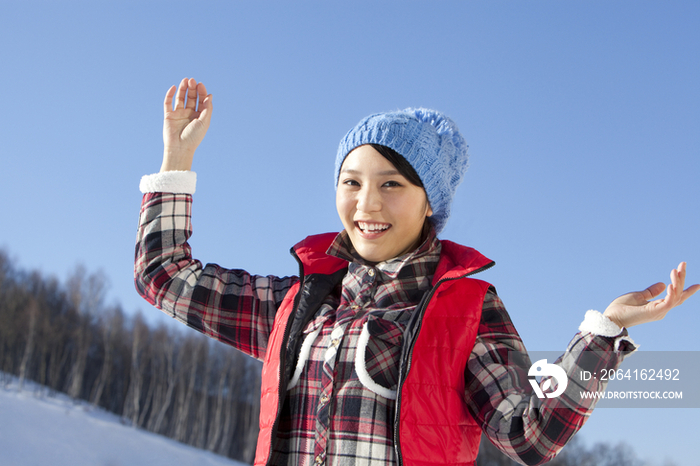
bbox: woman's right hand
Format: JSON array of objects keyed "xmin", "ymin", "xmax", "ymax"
[{"xmin": 160, "ymin": 78, "xmax": 213, "ymax": 172}]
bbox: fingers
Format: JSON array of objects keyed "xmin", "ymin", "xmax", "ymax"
[
  {"xmin": 199, "ymin": 93, "xmax": 213, "ymax": 126},
  {"xmin": 673, "ymin": 262, "xmax": 686, "ymax": 297},
  {"xmin": 658, "ymin": 262, "xmax": 698, "ymax": 310},
  {"xmin": 680, "ymin": 284, "xmax": 700, "ymax": 306},
  {"xmin": 174, "ymin": 77, "xmax": 188, "ymax": 110},
  {"xmin": 169, "ymin": 78, "xmax": 208, "ymax": 112},
  {"xmin": 163, "ymin": 85, "xmax": 177, "ymax": 115},
  {"xmin": 640, "ymin": 282, "xmax": 666, "ymax": 301},
  {"xmin": 186, "ymin": 78, "xmax": 198, "ymax": 109},
  {"xmin": 677, "ymin": 261, "xmax": 686, "ymax": 277},
  {"xmin": 197, "ymin": 82, "xmax": 209, "ymax": 110},
  {"xmin": 666, "ymin": 262, "xmax": 691, "ymax": 305},
  {"xmin": 678, "ymin": 261, "xmax": 699, "ymax": 306},
  {"xmin": 671, "ymin": 263, "xmax": 681, "ymax": 289}
]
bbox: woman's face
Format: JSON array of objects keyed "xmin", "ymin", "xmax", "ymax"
[{"xmin": 336, "ymin": 145, "xmax": 432, "ymax": 263}]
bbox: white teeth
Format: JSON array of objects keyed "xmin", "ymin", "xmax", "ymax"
[{"xmin": 358, "ymin": 222, "xmax": 390, "ymax": 232}]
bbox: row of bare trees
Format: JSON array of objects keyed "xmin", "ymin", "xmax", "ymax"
[{"xmin": 0, "ymin": 250, "xmax": 261, "ymax": 463}]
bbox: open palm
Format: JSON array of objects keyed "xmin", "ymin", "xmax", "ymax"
[
  {"xmin": 604, "ymin": 262, "xmax": 700, "ymax": 328},
  {"xmin": 161, "ymin": 78, "xmax": 212, "ymax": 172}
]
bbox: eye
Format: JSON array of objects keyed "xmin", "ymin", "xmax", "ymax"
[
  {"xmin": 342, "ymin": 178, "xmax": 360, "ymax": 187},
  {"xmin": 382, "ymin": 180, "xmax": 402, "ymax": 188}
]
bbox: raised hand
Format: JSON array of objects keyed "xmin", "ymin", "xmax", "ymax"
[
  {"xmin": 160, "ymin": 78, "xmax": 213, "ymax": 172},
  {"xmin": 603, "ymin": 262, "xmax": 700, "ymax": 328}
]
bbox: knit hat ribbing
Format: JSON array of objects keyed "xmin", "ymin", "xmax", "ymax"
[{"xmin": 335, "ymin": 108, "xmax": 468, "ymax": 235}]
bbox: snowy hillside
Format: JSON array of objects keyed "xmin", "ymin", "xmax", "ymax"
[{"xmin": 0, "ymin": 376, "xmax": 249, "ymax": 466}]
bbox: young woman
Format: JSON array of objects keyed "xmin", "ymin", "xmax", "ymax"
[{"xmin": 135, "ymin": 78, "xmax": 698, "ymax": 466}]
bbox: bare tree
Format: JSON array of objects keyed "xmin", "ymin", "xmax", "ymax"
[
  {"xmin": 191, "ymin": 339, "xmax": 212, "ymax": 449},
  {"xmin": 17, "ymin": 298, "xmax": 39, "ymax": 391},
  {"xmin": 215, "ymin": 349, "xmax": 246, "ymax": 456},
  {"xmin": 122, "ymin": 313, "xmax": 150, "ymax": 425},
  {"xmin": 30, "ymin": 275, "xmax": 63, "ymax": 392},
  {"xmin": 171, "ymin": 333, "xmax": 202, "ymax": 442},
  {"xmin": 0, "ymin": 278, "xmax": 25, "ymax": 381},
  {"xmin": 65, "ymin": 266, "xmax": 107, "ymax": 399},
  {"xmin": 205, "ymin": 346, "xmax": 233, "ymax": 452},
  {"xmin": 90, "ymin": 305, "xmax": 125, "ymax": 406},
  {"xmin": 145, "ymin": 322, "xmax": 179, "ymax": 435}
]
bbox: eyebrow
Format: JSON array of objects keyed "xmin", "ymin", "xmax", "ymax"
[{"xmin": 340, "ymin": 168, "xmax": 401, "ymax": 176}]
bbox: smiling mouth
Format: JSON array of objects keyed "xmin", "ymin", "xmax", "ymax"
[{"xmin": 356, "ymin": 221, "xmax": 391, "ymax": 234}]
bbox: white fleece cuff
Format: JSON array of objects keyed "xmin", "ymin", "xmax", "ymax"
[
  {"xmin": 578, "ymin": 310, "xmax": 623, "ymax": 337},
  {"xmin": 139, "ymin": 171, "xmax": 197, "ymax": 194},
  {"xmin": 579, "ymin": 310, "xmax": 638, "ymax": 353}
]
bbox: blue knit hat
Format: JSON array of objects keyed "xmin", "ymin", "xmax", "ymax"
[{"xmin": 335, "ymin": 108, "xmax": 468, "ymax": 235}]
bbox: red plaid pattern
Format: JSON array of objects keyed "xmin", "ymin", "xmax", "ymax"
[
  {"xmin": 135, "ymin": 192, "xmax": 298, "ymax": 360},
  {"xmin": 135, "ymin": 192, "xmax": 636, "ymax": 466}
]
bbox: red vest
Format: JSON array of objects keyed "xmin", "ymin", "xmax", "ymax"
[{"xmin": 255, "ymin": 234, "xmax": 493, "ymax": 465}]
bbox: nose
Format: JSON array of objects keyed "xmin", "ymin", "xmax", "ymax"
[{"xmin": 356, "ymin": 185, "xmax": 381, "ymax": 213}]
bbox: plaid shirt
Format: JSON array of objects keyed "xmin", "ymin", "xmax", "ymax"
[{"xmin": 135, "ymin": 191, "xmax": 636, "ymax": 466}]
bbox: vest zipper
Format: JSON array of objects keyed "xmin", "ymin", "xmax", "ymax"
[{"xmin": 393, "ymin": 260, "xmax": 494, "ymax": 466}]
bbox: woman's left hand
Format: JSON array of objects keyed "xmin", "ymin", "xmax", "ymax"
[{"xmin": 603, "ymin": 262, "xmax": 700, "ymax": 329}]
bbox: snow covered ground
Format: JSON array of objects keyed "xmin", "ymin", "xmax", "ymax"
[{"xmin": 0, "ymin": 376, "xmax": 249, "ymax": 466}]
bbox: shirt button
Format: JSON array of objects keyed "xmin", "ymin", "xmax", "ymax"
[
  {"xmin": 315, "ymin": 455, "xmax": 325, "ymax": 465},
  {"xmin": 331, "ymin": 337, "xmax": 341, "ymax": 347},
  {"xmin": 368, "ymin": 268, "xmax": 375, "ymax": 277},
  {"xmin": 351, "ymin": 305, "xmax": 360, "ymax": 310},
  {"xmin": 320, "ymin": 394, "xmax": 330, "ymax": 404}
]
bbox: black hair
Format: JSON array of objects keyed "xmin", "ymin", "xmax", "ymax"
[{"xmin": 369, "ymin": 144, "xmax": 424, "ymax": 188}]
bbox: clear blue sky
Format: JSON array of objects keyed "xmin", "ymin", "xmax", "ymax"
[{"xmin": 2, "ymin": 1, "xmax": 699, "ymax": 464}]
